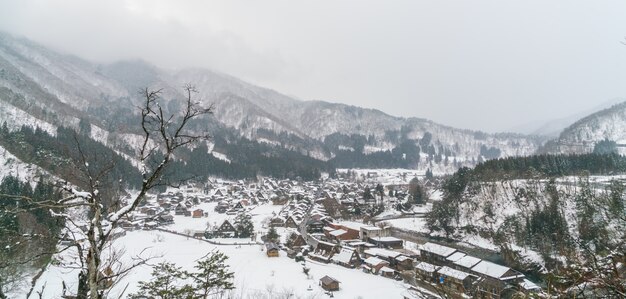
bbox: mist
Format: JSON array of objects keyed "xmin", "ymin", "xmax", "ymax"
[{"xmin": 2, "ymin": 0, "xmax": 626, "ymax": 133}]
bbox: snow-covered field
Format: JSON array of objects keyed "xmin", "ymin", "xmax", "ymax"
[{"xmin": 28, "ymin": 231, "xmax": 413, "ymax": 299}]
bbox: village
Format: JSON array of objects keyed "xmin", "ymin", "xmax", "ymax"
[{"xmin": 111, "ymin": 170, "xmax": 543, "ymax": 299}]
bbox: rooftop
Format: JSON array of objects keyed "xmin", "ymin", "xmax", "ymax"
[
  {"xmin": 329, "ymin": 229, "xmax": 348, "ymax": 237},
  {"xmin": 420, "ymin": 242, "xmax": 457, "ymax": 258},
  {"xmin": 365, "ymin": 248, "xmax": 402, "ymax": 259},
  {"xmin": 319, "ymin": 275, "xmax": 340, "ymax": 285},
  {"xmin": 438, "ymin": 266, "xmax": 472, "ymax": 281},
  {"xmin": 471, "ymin": 260, "xmax": 521, "ymax": 280},
  {"xmin": 415, "ymin": 261, "xmax": 439, "ymax": 273},
  {"xmin": 454, "ymin": 255, "xmax": 482, "ymax": 269},
  {"xmin": 363, "ymin": 256, "xmax": 388, "ymax": 266},
  {"xmin": 446, "ymin": 252, "xmax": 467, "ymax": 263}
]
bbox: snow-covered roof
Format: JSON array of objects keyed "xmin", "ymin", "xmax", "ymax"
[
  {"xmin": 364, "ymin": 256, "xmax": 387, "ymax": 266},
  {"xmin": 454, "ymin": 255, "xmax": 482, "ymax": 269},
  {"xmin": 420, "ymin": 242, "xmax": 457, "ymax": 257},
  {"xmin": 370, "ymin": 236, "xmax": 402, "ymax": 243},
  {"xmin": 437, "ymin": 266, "xmax": 472, "ymax": 281},
  {"xmin": 365, "ymin": 248, "xmax": 402, "ymax": 259},
  {"xmin": 519, "ymin": 279, "xmax": 541, "ymax": 290},
  {"xmin": 415, "ymin": 262, "xmax": 439, "ymax": 273},
  {"xmin": 395, "ymin": 255, "xmax": 412, "ymax": 262},
  {"xmin": 380, "ymin": 266, "xmax": 395, "ymax": 273},
  {"xmin": 335, "ymin": 221, "xmax": 366, "ymax": 231},
  {"xmin": 361, "ymin": 225, "xmax": 381, "ymax": 231},
  {"xmin": 329, "ymin": 229, "xmax": 348, "ymax": 237},
  {"xmin": 331, "ymin": 249, "xmax": 354, "ymax": 264},
  {"xmin": 471, "ymin": 260, "xmax": 522, "ymax": 280},
  {"xmin": 446, "ymin": 252, "xmax": 466, "ymax": 262}
]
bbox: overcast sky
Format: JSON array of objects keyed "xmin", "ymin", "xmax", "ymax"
[{"xmin": 1, "ymin": 0, "xmax": 626, "ymax": 133}]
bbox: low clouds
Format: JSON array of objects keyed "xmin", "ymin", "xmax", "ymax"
[{"xmin": 2, "ymin": 0, "xmax": 626, "ymax": 132}]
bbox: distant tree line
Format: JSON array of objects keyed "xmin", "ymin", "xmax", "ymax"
[{"xmin": 471, "ymin": 153, "xmax": 626, "ymax": 181}]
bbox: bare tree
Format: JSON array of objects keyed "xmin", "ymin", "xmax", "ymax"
[{"xmin": 2, "ymin": 85, "xmax": 212, "ymax": 299}]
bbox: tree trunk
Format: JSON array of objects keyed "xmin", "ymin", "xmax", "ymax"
[{"xmin": 77, "ymin": 271, "xmax": 88, "ymax": 299}]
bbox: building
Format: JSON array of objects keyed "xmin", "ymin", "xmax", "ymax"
[
  {"xmin": 363, "ymin": 256, "xmax": 389, "ymax": 274},
  {"xmin": 416, "ymin": 261, "xmax": 440, "ymax": 282},
  {"xmin": 319, "ymin": 275, "xmax": 340, "ymax": 291},
  {"xmin": 420, "ymin": 242, "xmax": 457, "ymax": 264},
  {"xmin": 470, "ymin": 260, "xmax": 525, "ymax": 299},
  {"xmin": 331, "ymin": 248, "xmax": 361, "ymax": 268},
  {"xmin": 328, "ymin": 221, "xmax": 362, "ymax": 240},
  {"xmin": 360, "ymin": 225, "xmax": 389, "ymax": 240},
  {"xmin": 368, "ymin": 236, "xmax": 404, "ymax": 249},
  {"xmin": 265, "ymin": 242, "xmax": 280, "ymax": 257},
  {"xmin": 192, "ymin": 209, "xmax": 204, "ymax": 218},
  {"xmin": 214, "ymin": 219, "xmax": 236, "ymax": 238},
  {"xmin": 436, "ymin": 266, "xmax": 477, "ymax": 295}
]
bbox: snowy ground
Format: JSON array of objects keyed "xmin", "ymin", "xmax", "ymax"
[
  {"xmin": 385, "ymin": 217, "xmax": 428, "ymax": 234},
  {"xmin": 28, "ymin": 231, "xmax": 413, "ymax": 299}
]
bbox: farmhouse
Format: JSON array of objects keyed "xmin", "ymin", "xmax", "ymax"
[
  {"xmin": 265, "ymin": 242, "xmax": 279, "ymax": 257},
  {"xmin": 192, "ymin": 209, "xmax": 204, "ymax": 218},
  {"xmin": 319, "ymin": 275, "xmax": 340, "ymax": 292},
  {"xmin": 214, "ymin": 219, "xmax": 236, "ymax": 237},
  {"xmin": 331, "ymin": 248, "xmax": 361, "ymax": 268},
  {"xmin": 363, "ymin": 256, "xmax": 389, "ymax": 274}
]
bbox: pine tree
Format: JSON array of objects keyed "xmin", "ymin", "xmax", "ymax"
[
  {"xmin": 235, "ymin": 213, "xmax": 254, "ymax": 238},
  {"xmin": 130, "ymin": 262, "xmax": 187, "ymax": 299},
  {"xmin": 265, "ymin": 226, "xmax": 279, "ymax": 243},
  {"xmin": 189, "ymin": 252, "xmax": 235, "ymax": 298}
]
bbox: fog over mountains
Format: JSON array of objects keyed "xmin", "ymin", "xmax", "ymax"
[{"xmin": 0, "ymin": 32, "xmax": 560, "ymax": 178}]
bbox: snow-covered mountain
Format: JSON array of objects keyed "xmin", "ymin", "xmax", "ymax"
[
  {"xmin": 541, "ymin": 101, "xmax": 626, "ymax": 154},
  {"xmin": 0, "ymin": 32, "xmax": 547, "ymax": 175}
]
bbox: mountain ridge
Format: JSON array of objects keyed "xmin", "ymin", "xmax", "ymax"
[{"xmin": 0, "ymin": 31, "xmax": 547, "ymax": 177}]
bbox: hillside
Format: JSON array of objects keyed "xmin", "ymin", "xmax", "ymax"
[
  {"xmin": 425, "ymin": 155, "xmax": 626, "ymax": 295},
  {"xmin": 542, "ymin": 101, "xmax": 626, "ymax": 154}
]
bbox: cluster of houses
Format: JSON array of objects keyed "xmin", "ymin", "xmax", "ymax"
[
  {"xmin": 415, "ymin": 242, "xmax": 540, "ymax": 298},
  {"xmin": 270, "ymin": 196, "xmax": 329, "ymax": 229},
  {"xmin": 270, "ymin": 207, "xmax": 539, "ymax": 298},
  {"xmin": 102, "ymin": 171, "xmax": 544, "ymax": 298}
]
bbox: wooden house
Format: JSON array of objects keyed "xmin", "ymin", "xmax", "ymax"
[
  {"xmin": 192, "ymin": 209, "xmax": 204, "ymax": 218},
  {"xmin": 265, "ymin": 242, "xmax": 280, "ymax": 257},
  {"xmin": 174, "ymin": 204, "xmax": 189, "ymax": 216},
  {"xmin": 436, "ymin": 266, "xmax": 477, "ymax": 295},
  {"xmin": 285, "ymin": 215, "xmax": 300, "ymax": 228},
  {"xmin": 420, "ymin": 242, "xmax": 457, "ymax": 264},
  {"xmin": 319, "ymin": 275, "xmax": 340, "ymax": 292},
  {"xmin": 287, "ymin": 232, "xmax": 307, "ymax": 249},
  {"xmin": 215, "ymin": 220, "xmax": 236, "ymax": 237},
  {"xmin": 270, "ymin": 216, "xmax": 286, "ymax": 227},
  {"xmin": 415, "ymin": 261, "xmax": 440, "ymax": 282},
  {"xmin": 306, "ymin": 219, "xmax": 325, "ymax": 233},
  {"xmin": 331, "ymin": 248, "xmax": 361, "ymax": 268},
  {"xmin": 157, "ymin": 214, "xmax": 174, "ymax": 225},
  {"xmin": 469, "ymin": 260, "xmax": 525, "ymax": 299},
  {"xmin": 379, "ymin": 266, "xmax": 396, "ymax": 278},
  {"xmin": 362, "ymin": 256, "xmax": 389, "ymax": 274}
]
